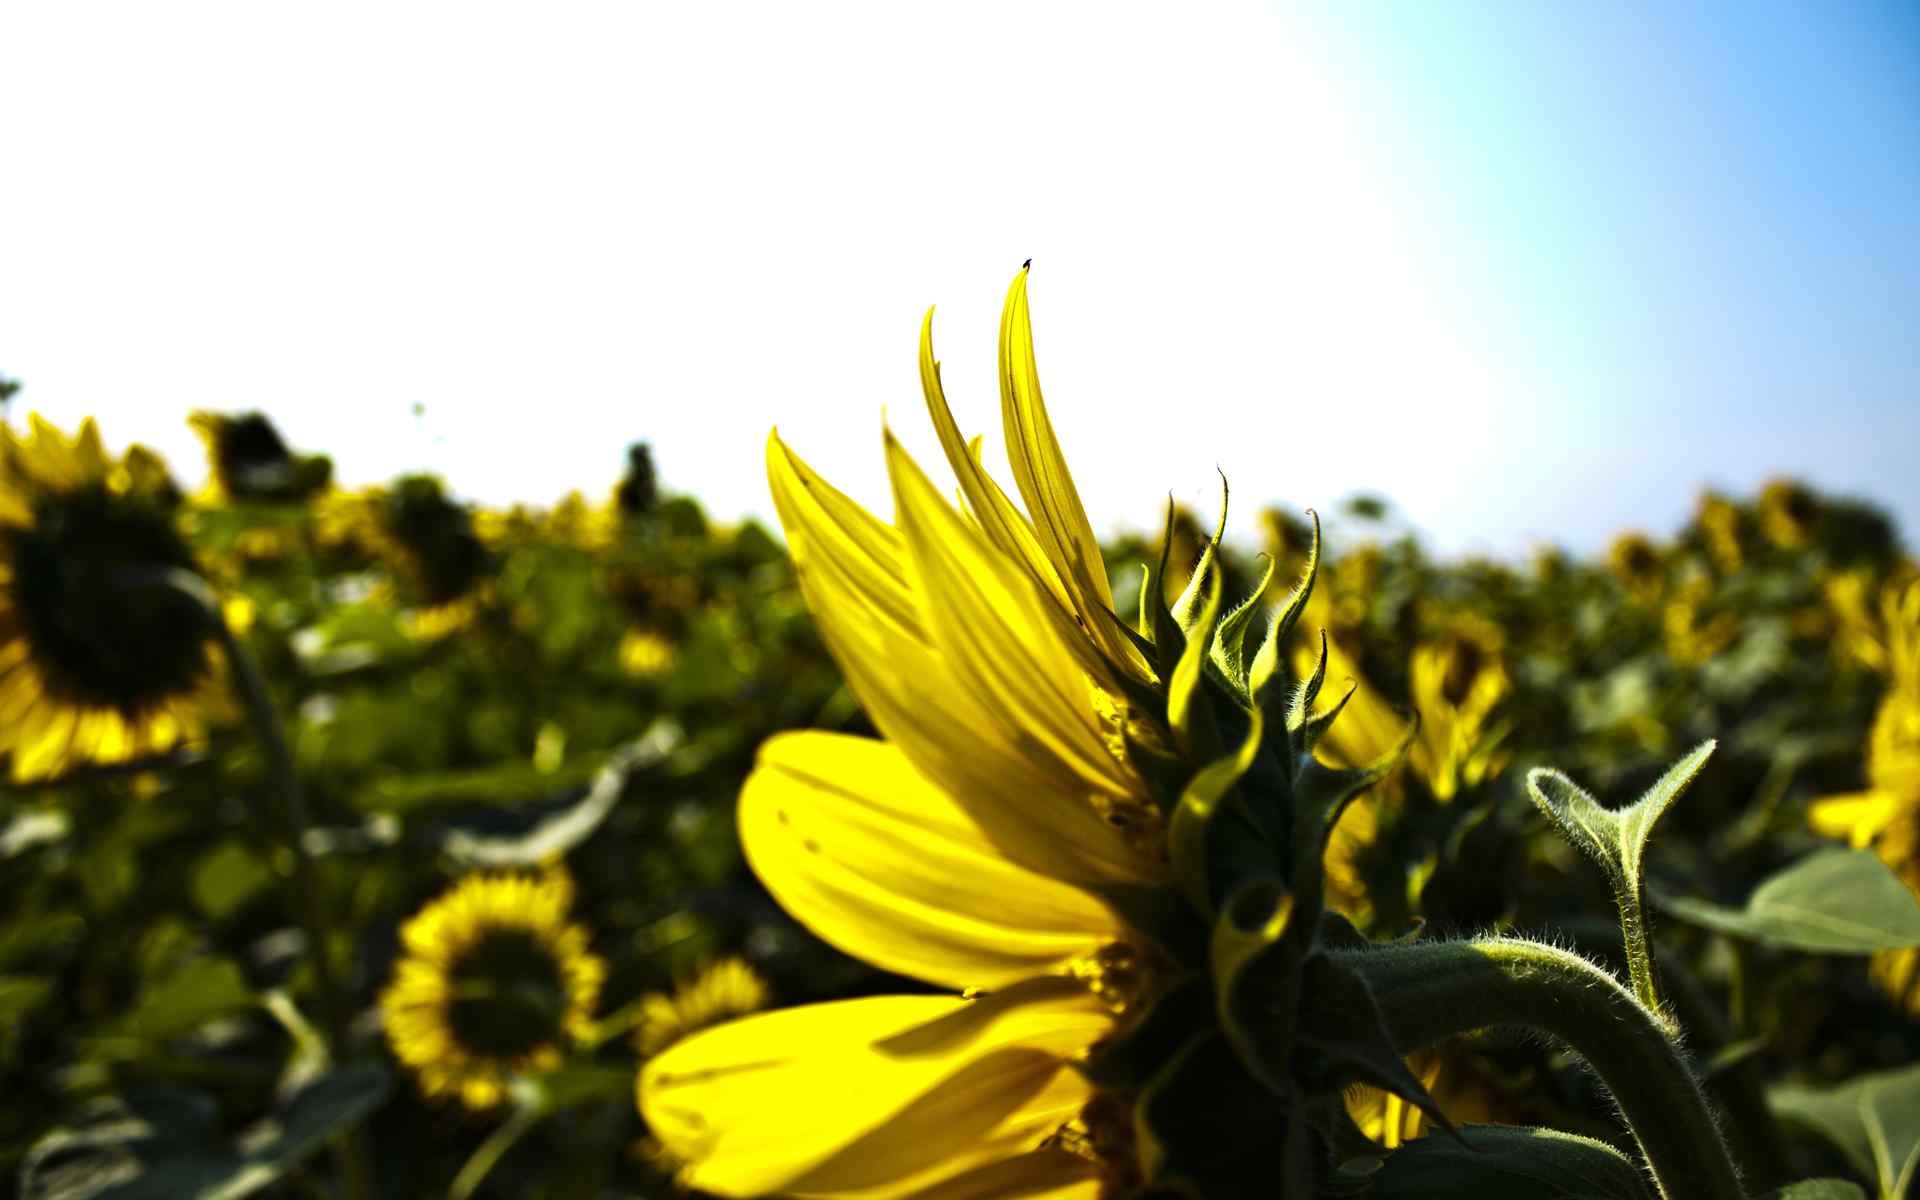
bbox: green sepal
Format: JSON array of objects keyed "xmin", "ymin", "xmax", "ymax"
[
  {"xmin": 1168, "ymin": 564, "xmax": 1224, "ymax": 761},
  {"xmin": 1290, "ymin": 723, "xmax": 1416, "ymax": 921},
  {"xmin": 1148, "ymin": 498, "xmax": 1188, "ymax": 678},
  {"xmin": 1169, "ymin": 473, "xmax": 1229, "ymax": 635},
  {"xmin": 1078, "ymin": 975, "xmax": 1216, "ymax": 1090},
  {"xmin": 1249, "ymin": 510, "xmax": 1320, "ymax": 708},
  {"xmin": 1293, "ymin": 952, "xmax": 1458, "ymax": 1142},
  {"xmin": 1087, "ymin": 883, "xmax": 1211, "ymax": 969},
  {"xmin": 1293, "ymin": 678, "xmax": 1359, "ymax": 759},
  {"xmin": 1211, "ymin": 554, "xmax": 1278, "ymax": 698},
  {"xmin": 1135, "ymin": 1030, "xmax": 1301, "ymax": 1196},
  {"xmin": 1169, "ymin": 704, "xmax": 1264, "ymax": 916},
  {"xmin": 1284, "ymin": 630, "xmax": 1331, "ymax": 733},
  {"xmin": 1125, "ymin": 725, "xmax": 1198, "ymax": 816},
  {"xmin": 1210, "ymin": 878, "xmax": 1303, "ymax": 1094}
]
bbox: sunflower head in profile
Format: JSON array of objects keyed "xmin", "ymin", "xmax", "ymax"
[
  {"xmin": 0, "ymin": 415, "xmax": 223, "ymax": 780},
  {"xmin": 382, "ymin": 868, "xmax": 606, "ymax": 1110},
  {"xmin": 187, "ymin": 410, "xmax": 332, "ymax": 503},
  {"xmin": 634, "ymin": 955, "xmax": 770, "ymax": 1058},
  {"xmin": 318, "ymin": 476, "xmax": 495, "ymax": 637},
  {"xmin": 1757, "ymin": 477, "xmax": 1822, "ymax": 551},
  {"xmin": 639, "ymin": 269, "xmax": 1425, "ymax": 1199}
]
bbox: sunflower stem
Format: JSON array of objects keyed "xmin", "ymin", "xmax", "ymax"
[
  {"xmin": 136, "ymin": 569, "xmax": 376, "ymax": 1200},
  {"xmin": 449, "ymin": 1095, "xmax": 548, "ymax": 1200},
  {"xmin": 1332, "ymin": 936, "xmax": 1744, "ymax": 1200}
]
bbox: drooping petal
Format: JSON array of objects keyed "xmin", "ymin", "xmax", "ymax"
[
  {"xmin": 741, "ymin": 731, "xmax": 1120, "ymax": 990},
  {"xmin": 884, "ymin": 431, "xmax": 1162, "ymax": 886},
  {"xmin": 768, "ymin": 430, "xmax": 925, "ymax": 642},
  {"xmin": 640, "ymin": 990, "xmax": 1109, "ymax": 1198},
  {"xmin": 766, "ymin": 431, "xmax": 1158, "ymax": 888},
  {"xmin": 996, "ymin": 271, "xmax": 1137, "ymax": 676},
  {"xmin": 920, "ymin": 308, "xmax": 1138, "ymax": 689}
]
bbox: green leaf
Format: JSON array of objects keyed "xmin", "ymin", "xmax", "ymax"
[
  {"xmin": 1771, "ymin": 1061, "xmax": 1920, "ymax": 1197},
  {"xmin": 1656, "ymin": 848, "xmax": 1920, "ymax": 953},
  {"xmin": 112, "ymin": 957, "xmax": 254, "ymax": 1044},
  {"xmin": 1362, "ymin": 1125, "xmax": 1653, "ymax": 1199},
  {"xmin": 20, "ymin": 1066, "xmax": 389, "ymax": 1200},
  {"xmin": 189, "ymin": 843, "xmax": 275, "ymax": 922},
  {"xmin": 1754, "ymin": 1183, "xmax": 1870, "ymax": 1200}
]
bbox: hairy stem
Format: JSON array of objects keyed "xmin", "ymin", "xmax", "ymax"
[{"xmin": 1332, "ymin": 936, "xmax": 1744, "ymax": 1200}]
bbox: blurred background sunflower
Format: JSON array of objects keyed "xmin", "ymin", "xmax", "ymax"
[
  {"xmin": 381, "ymin": 868, "xmax": 606, "ymax": 1111},
  {"xmin": 0, "ymin": 415, "xmax": 224, "ymax": 780}
]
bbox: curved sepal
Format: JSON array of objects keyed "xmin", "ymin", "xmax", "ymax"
[
  {"xmin": 1250, "ymin": 510, "xmax": 1321, "ymax": 707},
  {"xmin": 1290, "ymin": 720, "xmax": 1417, "ymax": 919},
  {"xmin": 1210, "ymin": 878, "xmax": 1302, "ymax": 1094},
  {"xmin": 1211, "ymin": 553, "xmax": 1278, "ymax": 698},
  {"xmin": 1170, "ymin": 474, "xmax": 1229, "ymax": 635},
  {"xmin": 1294, "ymin": 953, "xmax": 1457, "ymax": 1142},
  {"xmin": 1169, "ymin": 705, "xmax": 1265, "ymax": 916},
  {"xmin": 1168, "ymin": 564, "xmax": 1224, "ymax": 761}
]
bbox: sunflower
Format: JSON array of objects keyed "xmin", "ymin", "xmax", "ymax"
[
  {"xmin": 617, "ymin": 627, "xmax": 679, "ymax": 679},
  {"xmin": 316, "ymin": 477, "xmax": 494, "ymax": 637},
  {"xmin": 634, "ymin": 956, "xmax": 771, "ymax": 1058},
  {"xmin": 638, "ymin": 270, "xmax": 1171, "ymax": 1199},
  {"xmin": 1810, "ymin": 578, "xmax": 1920, "ymax": 1014},
  {"xmin": 1757, "ymin": 477, "xmax": 1821, "ymax": 551},
  {"xmin": 186, "ymin": 410, "xmax": 331, "ymax": 503},
  {"xmin": 0, "ymin": 416, "xmax": 224, "ymax": 781},
  {"xmin": 382, "ymin": 869, "xmax": 606, "ymax": 1109},
  {"xmin": 1607, "ymin": 531, "xmax": 1666, "ymax": 602}
]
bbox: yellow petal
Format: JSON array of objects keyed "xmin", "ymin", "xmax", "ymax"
[
  {"xmin": 920, "ymin": 310, "xmax": 1097, "ymax": 663},
  {"xmin": 641, "ymin": 990, "xmax": 1107, "ymax": 1198},
  {"xmin": 768, "ymin": 430, "xmax": 924, "ymax": 641},
  {"xmin": 742, "ymin": 731, "xmax": 1120, "ymax": 990},
  {"xmin": 884, "ymin": 431, "xmax": 1160, "ymax": 886},
  {"xmin": 995, "ymin": 272, "xmax": 1128, "ymax": 664},
  {"xmin": 1808, "ymin": 790, "xmax": 1901, "ymax": 849}
]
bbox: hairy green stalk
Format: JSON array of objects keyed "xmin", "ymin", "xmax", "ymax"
[{"xmin": 1332, "ymin": 936, "xmax": 1744, "ymax": 1200}]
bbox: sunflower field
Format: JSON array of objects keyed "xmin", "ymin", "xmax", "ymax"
[{"xmin": 3, "ymin": 276, "xmax": 1919, "ymax": 1200}]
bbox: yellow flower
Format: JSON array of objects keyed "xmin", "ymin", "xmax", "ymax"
[
  {"xmin": 381, "ymin": 869, "xmax": 605, "ymax": 1110},
  {"xmin": 1406, "ymin": 621, "xmax": 1511, "ymax": 803},
  {"xmin": 1757, "ymin": 477, "xmax": 1821, "ymax": 551},
  {"xmin": 1810, "ymin": 578, "xmax": 1920, "ymax": 1015},
  {"xmin": 638, "ymin": 269, "xmax": 1165, "ymax": 1199},
  {"xmin": 1693, "ymin": 491, "xmax": 1745, "ymax": 573},
  {"xmin": 0, "ymin": 416, "xmax": 224, "ymax": 780},
  {"xmin": 187, "ymin": 410, "xmax": 331, "ymax": 503},
  {"xmin": 1662, "ymin": 575, "xmax": 1741, "ymax": 667},
  {"xmin": 316, "ymin": 478, "xmax": 493, "ymax": 637},
  {"xmin": 618, "ymin": 628, "xmax": 678, "ymax": 679},
  {"xmin": 635, "ymin": 956, "xmax": 771, "ymax": 1057},
  {"xmin": 1607, "ymin": 532, "xmax": 1665, "ymax": 602}
]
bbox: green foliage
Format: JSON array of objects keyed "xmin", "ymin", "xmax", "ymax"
[{"xmin": 1659, "ymin": 848, "xmax": 1920, "ymax": 953}]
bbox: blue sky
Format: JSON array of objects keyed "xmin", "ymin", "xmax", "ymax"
[{"xmin": 0, "ymin": 1, "xmax": 1913, "ymax": 557}]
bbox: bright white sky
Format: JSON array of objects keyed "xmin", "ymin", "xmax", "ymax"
[{"xmin": 2, "ymin": 2, "xmax": 1914, "ymax": 557}]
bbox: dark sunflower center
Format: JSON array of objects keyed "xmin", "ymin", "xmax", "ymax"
[
  {"xmin": 387, "ymin": 479, "xmax": 490, "ymax": 607},
  {"xmin": 6, "ymin": 487, "xmax": 210, "ymax": 713},
  {"xmin": 445, "ymin": 929, "xmax": 570, "ymax": 1059}
]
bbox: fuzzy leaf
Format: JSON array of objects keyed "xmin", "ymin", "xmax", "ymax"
[
  {"xmin": 1771, "ymin": 1061, "xmax": 1920, "ymax": 1197},
  {"xmin": 1526, "ymin": 741, "xmax": 1715, "ymax": 901},
  {"xmin": 1656, "ymin": 848, "xmax": 1920, "ymax": 953}
]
